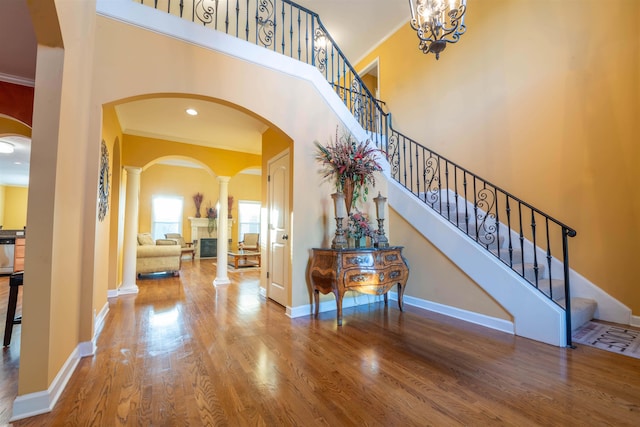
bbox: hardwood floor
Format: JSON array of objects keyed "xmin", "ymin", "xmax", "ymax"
[{"xmin": 2, "ymin": 261, "xmax": 640, "ymax": 426}]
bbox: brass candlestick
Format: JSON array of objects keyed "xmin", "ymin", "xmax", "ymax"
[
  {"xmin": 374, "ymin": 192, "xmax": 389, "ymax": 248},
  {"xmin": 332, "ymin": 192, "xmax": 348, "ymax": 249}
]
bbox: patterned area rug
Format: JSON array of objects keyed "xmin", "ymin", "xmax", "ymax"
[{"xmin": 572, "ymin": 321, "xmax": 640, "ymax": 359}]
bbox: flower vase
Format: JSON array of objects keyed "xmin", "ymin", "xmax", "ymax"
[
  {"xmin": 343, "ymin": 177, "xmax": 355, "ymax": 215},
  {"xmin": 195, "ymin": 208, "xmax": 201, "ymax": 218}
]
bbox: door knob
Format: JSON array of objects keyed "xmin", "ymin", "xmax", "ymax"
[{"xmin": 282, "ymin": 234, "xmax": 289, "ymax": 240}]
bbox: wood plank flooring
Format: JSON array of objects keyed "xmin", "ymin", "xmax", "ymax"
[{"xmin": 2, "ymin": 261, "xmax": 640, "ymax": 425}]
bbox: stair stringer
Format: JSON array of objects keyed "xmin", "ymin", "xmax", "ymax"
[
  {"xmin": 389, "ymin": 180, "xmax": 568, "ymax": 347},
  {"xmin": 432, "ymin": 189, "xmax": 631, "ymax": 325}
]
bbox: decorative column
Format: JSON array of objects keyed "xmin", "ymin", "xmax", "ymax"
[
  {"xmin": 214, "ymin": 176, "xmax": 231, "ymax": 286},
  {"xmin": 120, "ymin": 166, "xmax": 142, "ymax": 294}
]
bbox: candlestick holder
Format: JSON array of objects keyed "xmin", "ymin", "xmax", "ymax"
[
  {"xmin": 375, "ymin": 218, "xmax": 389, "ymax": 248},
  {"xmin": 332, "ymin": 217, "xmax": 348, "ymax": 249}
]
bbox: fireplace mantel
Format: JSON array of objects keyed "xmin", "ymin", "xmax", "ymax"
[{"xmin": 188, "ymin": 217, "xmax": 232, "ymax": 258}]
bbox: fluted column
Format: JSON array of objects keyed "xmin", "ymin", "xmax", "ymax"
[
  {"xmin": 120, "ymin": 166, "xmax": 141, "ymax": 294},
  {"xmin": 214, "ymin": 176, "xmax": 231, "ymax": 286}
]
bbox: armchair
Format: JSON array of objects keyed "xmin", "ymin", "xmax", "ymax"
[
  {"xmin": 239, "ymin": 233, "xmax": 259, "ymax": 251},
  {"xmin": 165, "ymin": 233, "xmax": 196, "ymax": 260}
]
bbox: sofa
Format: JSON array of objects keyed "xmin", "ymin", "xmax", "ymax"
[{"xmin": 136, "ymin": 233, "xmax": 182, "ymax": 276}]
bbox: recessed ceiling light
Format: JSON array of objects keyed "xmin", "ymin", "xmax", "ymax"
[
  {"xmin": 14, "ymin": 161, "xmax": 22, "ymax": 165},
  {"xmin": 186, "ymin": 108, "xmax": 198, "ymax": 116},
  {"xmin": 0, "ymin": 141, "xmax": 14, "ymax": 154}
]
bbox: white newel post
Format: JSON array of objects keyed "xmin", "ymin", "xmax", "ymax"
[
  {"xmin": 214, "ymin": 176, "xmax": 231, "ymax": 286},
  {"xmin": 120, "ymin": 166, "xmax": 141, "ymax": 294}
]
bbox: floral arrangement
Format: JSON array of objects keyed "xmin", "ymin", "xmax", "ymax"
[
  {"xmin": 207, "ymin": 207, "xmax": 217, "ymax": 219},
  {"xmin": 228, "ymin": 195, "xmax": 234, "ymax": 218},
  {"xmin": 193, "ymin": 192, "xmax": 204, "ymax": 218},
  {"xmin": 348, "ymin": 210, "xmax": 377, "ymax": 241},
  {"xmin": 206, "ymin": 203, "xmax": 218, "ymax": 235},
  {"xmin": 315, "ymin": 127, "xmax": 383, "ymax": 208}
]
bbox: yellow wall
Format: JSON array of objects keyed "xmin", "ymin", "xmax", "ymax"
[
  {"xmin": 102, "ymin": 106, "xmax": 124, "ymax": 296},
  {"xmin": 1, "ymin": 186, "xmax": 28, "ymax": 229},
  {"xmin": 356, "ymin": 0, "xmax": 640, "ymax": 313},
  {"xmin": 391, "ymin": 208, "xmax": 510, "ymax": 320},
  {"xmin": 122, "ymin": 133, "xmax": 262, "ymax": 244},
  {"xmin": 138, "ymin": 163, "xmax": 262, "ymax": 244},
  {"xmin": 20, "ymin": 0, "xmax": 97, "ymax": 394},
  {"xmin": 123, "ymin": 133, "xmax": 260, "ymax": 177}
]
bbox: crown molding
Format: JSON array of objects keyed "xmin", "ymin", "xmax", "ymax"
[{"xmin": 0, "ymin": 72, "xmax": 35, "ymax": 87}]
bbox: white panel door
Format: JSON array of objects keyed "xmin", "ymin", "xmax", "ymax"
[{"xmin": 267, "ymin": 150, "xmax": 290, "ymax": 306}]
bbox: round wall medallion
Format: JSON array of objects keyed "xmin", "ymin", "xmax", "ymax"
[{"xmin": 98, "ymin": 141, "xmax": 110, "ymax": 221}]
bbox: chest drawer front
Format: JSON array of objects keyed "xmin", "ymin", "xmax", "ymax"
[
  {"xmin": 380, "ymin": 250, "xmax": 401, "ymax": 266},
  {"xmin": 343, "ymin": 266, "xmax": 407, "ymax": 290},
  {"xmin": 342, "ymin": 253, "xmax": 374, "ymax": 268}
]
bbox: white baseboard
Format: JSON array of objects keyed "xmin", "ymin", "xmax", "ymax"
[
  {"xmin": 388, "ymin": 292, "xmax": 514, "ymax": 335},
  {"xmin": 107, "ymin": 288, "xmax": 119, "ymax": 298},
  {"xmin": 631, "ymin": 315, "xmax": 640, "ymax": 328},
  {"xmin": 287, "ymin": 292, "xmax": 388, "ymax": 319},
  {"xmin": 259, "ymin": 286, "xmax": 267, "ymax": 298},
  {"xmin": 10, "ymin": 300, "xmax": 110, "ymax": 421},
  {"xmin": 288, "ymin": 292, "xmax": 513, "ymax": 336},
  {"xmin": 10, "ymin": 344, "xmax": 82, "ymax": 421},
  {"xmin": 94, "ymin": 302, "xmax": 110, "ymax": 340}
]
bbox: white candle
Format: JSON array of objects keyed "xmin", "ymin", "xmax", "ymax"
[
  {"xmin": 374, "ymin": 192, "xmax": 387, "ymax": 220},
  {"xmin": 332, "ymin": 192, "xmax": 347, "ymax": 218}
]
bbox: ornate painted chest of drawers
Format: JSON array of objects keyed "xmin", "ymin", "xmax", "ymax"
[{"xmin": 309, "ymin": 247, "xmax": 409, "ymax": 325}]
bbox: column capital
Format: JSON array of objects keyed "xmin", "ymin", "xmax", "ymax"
[
  {"xmin": 217, "ymin": 176, "xmax": 231, "ymax": 183},
  {"xmin": 124, "ymin": 166, "xmax": 142, "ymax": 175}
]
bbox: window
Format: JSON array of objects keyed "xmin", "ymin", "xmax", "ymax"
[
  {"xmin": 151, "ymin": 195, "xmax": 183, "ymax": 241},
  {"xmin": 238, "ymin": 200, "xmax": 261, "ymax": 241}
]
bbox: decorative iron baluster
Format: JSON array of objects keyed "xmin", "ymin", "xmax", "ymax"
[
  {"xmin": 313, "ymin": 28, "xmax": 326, "ymax": 72},
  {"xmin": 196, "ymin": 0, "xmax": 217, "ymax": 26},
  {"xmin": 179, "ymin": 0, "xmax": 184, "ymax": 17},
  {"xmin": 476, "ymin": 185, "xmax": 497, "ymax": 248},
  {"xmin": 234, "ymin": 0, "xmax": 239, "ymax": 37},
  {"xmin": 296, "ymin": 10, "xmax": 301, "ymax": 59},
  {"xmin": 280, "ymin": 1, "xmax": 285, "ymax": 53},
  {"xmin": 506, "ymin": 196, "xmax": 513, "ymax": 266},
  {"xmin": 444, "ymin": 162, "xmax": 450, "ymax": 220},
  {"xmin": 472, "ymin": 177, "xmax": 478, "ymax": 241},
  {"xmin": 388, "ymin": 133, "xmax": 400, "ymax": 181},
  {"xmin": 494, "ymin": 188, "xmax": 500, "ymax": 259},
  {"xmin": 546, "ymin": 218, "xmax": 553, "ymax": 298},
  {"xmin": 453, "ymin": 166, "xmax": 459, "ymax": 227},
  {"xmin": 257, "ymin": 0, "xmax": 275, "ymax": 47},
  {"xmin": 425, "ymin": 154, "xmax": 439, "ymax": 206},
  {"xmin": 531, "ymin": 210, "xmax": 539, "ymax": 287},
  {"xmin": 245, "ymin": 0, "xmax": 249, "ymax": 40},
  {"xmin": 518, "ymin": 203, "xmax": 525, "ymax": 277},
  {"xmin": 306, "ymin": 14, "xmax": 310, "ymax": 64},
  {"xmin": 463, "ymin": 172, "xmax": 469, "ymax": 234}
]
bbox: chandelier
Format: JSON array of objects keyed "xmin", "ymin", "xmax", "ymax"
[{"xmin": 408, "ymin": 0, "xmax": 467, "ymax": 60}]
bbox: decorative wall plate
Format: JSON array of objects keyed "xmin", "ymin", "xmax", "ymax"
[{"xmin": 98, "ymin": 141, "xmax": 110, "ymax": 221}]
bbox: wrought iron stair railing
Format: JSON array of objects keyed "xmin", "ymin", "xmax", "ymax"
[{"xmin": 138, "ymin": 0, "xmax": 578, "ymax": 345}]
